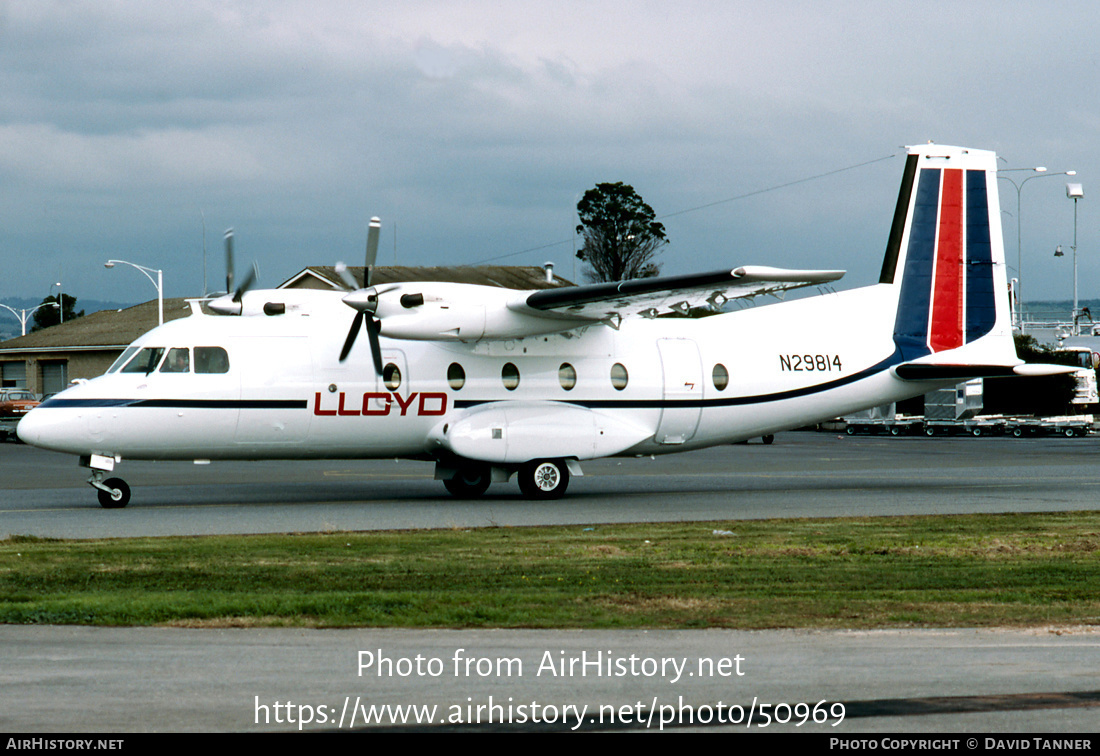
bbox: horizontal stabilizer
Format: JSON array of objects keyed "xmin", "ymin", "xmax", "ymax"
[
  {"xmin": 1011, "ymin": 363, "xmax": 1080, "ymax": 377},
  {"xmin": 894, "ymin": 363, "xmax": 1076, "ymax": 381}
]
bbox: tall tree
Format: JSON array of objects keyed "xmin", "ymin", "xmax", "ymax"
[
  {"xmin": 575, "ymin": 182, "xmax": 667, "ymax": 282},
  {"xmin": 31, "ymin": 294, "xmax": 83, "ymax": 332}
]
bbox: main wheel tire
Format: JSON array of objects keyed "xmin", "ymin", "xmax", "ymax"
[
  {"xmin": 761, "ymin": 434, "xmax": 775, "ymax": 445},
  {"xmin": 98, "ymin": 478, "xmax": 131, "ymax": 509},
  {"xmin": 443, "ymin": 464, "xmax": 491, "ymax": 498},
  {"xmin": 518, "ymin": 459, "xmax": 569, "ymax": 500}
]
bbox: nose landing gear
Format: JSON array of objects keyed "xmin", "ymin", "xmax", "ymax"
[
  {"xmin": 82, "ymin": 455, "xmax": 131, "ymax": 508},
  {"xmin": 88, "ymin": 470, "xmax": 131, "ymax": 508}
]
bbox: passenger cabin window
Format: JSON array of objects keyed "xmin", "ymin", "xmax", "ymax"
[
  {"xmin": 558, "ymin": 363, "xmax": 577, "ymax": 391},
  {"xmin": 610, "ymin": 363, "xmax": 628, "ymax": 391},
  {"xmin": 160, "ymin": 348, "xmax": 190, "ymax": 373},
  {"xmin": 502, "ymin": 362, "xmax": 520, "ymax": 391},
  {"xmin": 383, "ymin": 363, "xmax": 402, "ymax": 390},
  {"xmin": 121, "ymin": 347, "xmax": 165, "ymax": 374},
  {"xmin": 194, "ymin": 347, "xmax": 230, "ymax": 374},
  {"xmin": 447, "ymin": 363, "xmax": 465, "ymax": 390},
  {"xmin": 712, "ymin": 363, "xmax": 729, "ymax": 391}
]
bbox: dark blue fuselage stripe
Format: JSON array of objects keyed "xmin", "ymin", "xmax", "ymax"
[
  {"xmin": 965, "ymin": 169, "xmax": 996, "ymax": 340},
  {"xmin": 39, "ymin": 398, "xmax": 308, "ymax": 410},
  {"xmin": 893, "ymin": 167, "xmax": 940, "ymax": 361}
]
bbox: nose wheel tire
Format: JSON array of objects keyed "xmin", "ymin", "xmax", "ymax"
[
  {"xmin": 518, "ymin": 459, "xmax": 569, "ymax": 499},
  {"xmin": 97, "ymin": 478, "xmax": 131, "ymax": 509}
]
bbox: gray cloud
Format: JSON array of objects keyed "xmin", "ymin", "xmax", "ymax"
[{"xmin": 1, "ymin": 0, "xmax": 1097, "ymax": 309}]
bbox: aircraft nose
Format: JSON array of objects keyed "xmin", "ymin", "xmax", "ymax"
[
  {"xmin": 16, "ymin": 407, "xmax": 48, "ymax": 446},
  {"xmin": 16, "ymin": 406, "xmax": 86, "ymax": 454}
]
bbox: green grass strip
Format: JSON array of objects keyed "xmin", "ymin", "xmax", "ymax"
[{"xmin": 2, "ymin": 512, "xmax": 1099, "ymax": 629}]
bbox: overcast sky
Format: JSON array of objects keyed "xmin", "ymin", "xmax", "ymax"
[{"xmin": 2, "ymin": 0, "xmax": 1098, "ymax": 312}]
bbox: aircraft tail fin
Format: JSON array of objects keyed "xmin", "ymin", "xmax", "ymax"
[{"xmin": 880, "ymin": 144, "xmax": 1016, "ymax": 368}]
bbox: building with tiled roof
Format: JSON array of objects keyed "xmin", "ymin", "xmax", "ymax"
[
  {"xmin": 0, "ymin": 299, "xmax": 194, "ymax": 394},
  {"xmin": 280, "ymin": 264, "xmax": 570, "ymax": 291}
]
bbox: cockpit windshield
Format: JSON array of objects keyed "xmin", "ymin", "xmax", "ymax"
[
  {"xmin": 110, "ymin": 345, "xmax": 230, "ymax": 376},
  {"xmin": 119, "ymin": 347, "xmax": 165, "ymax": 375},
  {"xmin": 106, "ymin": 346, "xmax": 140, "ymax": 374}
]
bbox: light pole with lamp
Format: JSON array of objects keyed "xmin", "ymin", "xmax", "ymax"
[
  {"xmin": 0, "ymin": 302, "xmax": 59, "ymax": 336},
  {"xmin": 998, "ymin": 166, "xmax": 1077, "ymax": 331},
  {"xmin": 1067, "ymin": 182, "xmax": 1084, "ymax": 335},
  {"xmin": 104, "ymin": 260, "xmax": 164, "ymax": 326}
]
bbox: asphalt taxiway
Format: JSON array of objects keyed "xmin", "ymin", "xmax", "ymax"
[
  {"xmin": 4, "ymin": 431, "xmax": 1100, "ymax": 538},
  {"xmin": 2, "ymin": 431, "xmax": 1099, "ymax": 733}
]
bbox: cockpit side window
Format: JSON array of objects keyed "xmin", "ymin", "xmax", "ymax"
[
  {"xmin": 120, "ymin": 347, "xmax": 165, "ymax": 375},
  {"xmin": 160, "ymin": 347, "xmax": 191, "ymax": 373},
  {"xmin": 194, "ymin": 346, "xmax": 230, "ymax": 374},
  {"xmin": 107, "ymin": 346, "xmax": 140, "ymax": 374}
]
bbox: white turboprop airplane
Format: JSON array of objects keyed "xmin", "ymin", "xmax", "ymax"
[{"xmin": 18, "ymin": 143, "xmax": 1064, "ymax": 507}]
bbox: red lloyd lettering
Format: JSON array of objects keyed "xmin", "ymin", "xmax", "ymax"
[
  {"xmin": 418, "ymin": 393, "xmax": 446, "ymax": 416},
  {"xmin": 362, "ymin": 392, "xmax": 390, "ymax": 416},
  {"xmin": 313, "ymin": 392, "xmax": 447, "ymax": 417},
  {"xmin": 393, "ymin": 392, "xmax": 417, "ymax": 415}
]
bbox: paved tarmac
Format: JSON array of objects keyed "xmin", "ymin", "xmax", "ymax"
[
  {"xmin": 4, "ymin": 431, "xmax": 1100, "ymax": 537},
  {"xmin": 3, "ymin": 625, "xmax": 1098, "ymax": 733},
  {"xmin": 2, "ymin": 432, "xmax": 1099, "ymax": 733}
]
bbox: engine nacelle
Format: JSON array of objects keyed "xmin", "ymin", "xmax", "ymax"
[{"xmin": 375, "ymin": 283, "xmax": 586, "ymax": 341}]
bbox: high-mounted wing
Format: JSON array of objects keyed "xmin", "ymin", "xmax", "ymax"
[
  {"xmin": 322, "ymin": 264, "xmax": 848, "ymax": 345},
  {"xmin": 521, "ymin": 266, "xmax": 845, "ymax": 324}
]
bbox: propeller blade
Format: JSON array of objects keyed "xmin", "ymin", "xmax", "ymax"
[
  {"xmin": 334, "ymin": 261, "xmax": 359, "ymax": 291},
  {"xmin": 233, "ymin": 261, "xmax": 259, "ymax": 302},
  {"xmin": 364, "ymin": 217, "xmax": 381, "ymax": 287},
  {"xmin": 339, "ymin": 311, "xmax": 365, "ymax": 362},
  {"xmin": 366, "ymin": 316, "xmax": 384, "ymax": 375},
  {"xmin": 224, "ymin": 228, "xmax": 235, "ymax": 295}
]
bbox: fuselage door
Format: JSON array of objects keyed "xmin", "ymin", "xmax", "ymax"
[
  {"xmin": 234, "ymin": 336, "xmax": 313, "ymax": 445},
  {"xmin": 655, "ymin": 338, "xmax": 703, "ymax": 444}
]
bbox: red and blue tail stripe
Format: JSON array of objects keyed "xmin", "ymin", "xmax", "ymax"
[{"xmin": 892, "ymin": 161, "xmax": 997, "ymax": 361}]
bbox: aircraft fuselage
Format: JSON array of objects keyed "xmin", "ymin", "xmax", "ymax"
[{"xmin": 19, "ymin": 282, "xmax": 929, "ymax": 464}]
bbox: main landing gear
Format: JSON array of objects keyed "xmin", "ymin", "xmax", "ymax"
[
  {"xmin": 443, "ymin": 463, "xmax": 492, "ymax": 498},
  {"xmin": 517, "ymin": 459, "xmax": 569, "ymax": 500},
  {"xmin": 440, "ymin": 457, "xmax": 574, "ymax": 500}
]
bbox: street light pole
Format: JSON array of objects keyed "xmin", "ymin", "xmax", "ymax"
[
  {"xmin": 0, "ymin": 302, "xmax": 60, "ymax": 336},
  {"xmin": 1067, "ymin": 183, "xmax": 1084, "ymax": 334},
  {"xmin": 104, "ymin": 260, "xmax": 164, "ymax": 325},
  {"xmin": 998, "ymin": 167, "xmax": 1077, "ymax": 331}
]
